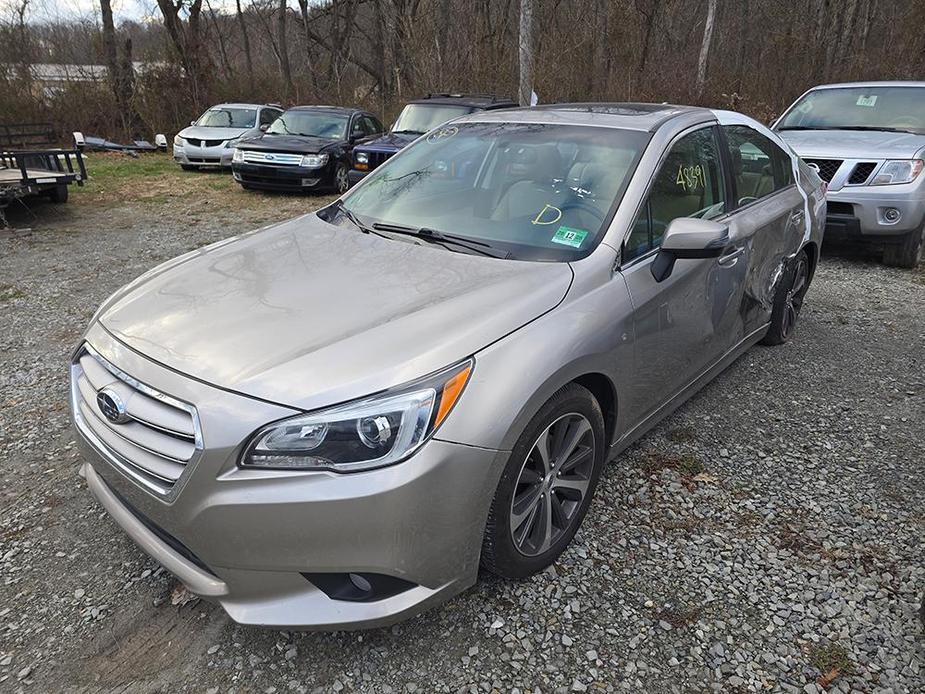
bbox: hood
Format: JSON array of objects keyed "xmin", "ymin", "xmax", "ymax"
[
  {"xmin": 236, "ymin": 133, "xmax": 338, "ymax": 154},
  {"xmin": 355, "ymin": 131, "xmax": 419, "ymax": 153},
  {"xmin": 98, "ymin": 215, "xmax": 573, "ymax": 411},
  {"xmin": 179, "ymin": 125, "xmax": 251, "ymax": 141},
  {"xmin": 777, "ymin": 128, "xmax": 925, "ymax": 160}
]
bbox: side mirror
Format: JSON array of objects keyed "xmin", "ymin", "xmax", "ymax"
[
  {"xmin": 650, "ymin": 217, "xmax": 729, "ymax": 282},
  {"xmin": 259, "ymin": 124, "xmax": 269, "ymax": 132}
]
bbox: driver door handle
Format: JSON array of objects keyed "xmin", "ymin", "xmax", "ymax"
[
  {"xmin": 718, "ymin": 247, "xmax": 745, "ymax": 267},
  {"xmin": 789, "ymin": 210, "xmax": 805, "ymax": 226}
]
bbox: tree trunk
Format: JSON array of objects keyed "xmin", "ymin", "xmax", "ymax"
[
  {"xmin": 236, "ymin": 0, "xmax": 256, "ymax": 94},
  {"xmin": 518, "ymin": 0, "xmax": 533, "ymax": 106},
  {"xmin": 277, "ymin": 0, "xmax": 294, "ymax": 102},
  {"xmin": 695, "ymin": 0, "xmax": 717, "ymax": 99}
]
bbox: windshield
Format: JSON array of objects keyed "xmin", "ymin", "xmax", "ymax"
[
  {"xmin": 267, "ymin": 111, "xmax": 348, "ymax": 139},
  {"xmin": 197, "ymin": 107, "xmax": 256, "ymax": 128},
  {"xmin": 340, "ymin": 122, "xmax": 648, "ymax": 261},
  {"xmin": 392, "ymin": 104, "xmax": 473, "ymax": 134},
  {"xmin": 777, "ymin": 86, "xmax": 925, "ymax": 134}
]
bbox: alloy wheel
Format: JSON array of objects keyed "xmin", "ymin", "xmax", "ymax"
[
  {"xmin": 509, "ymin": 413, "xmax": 595, "ymax": 557},
  {"xmin": 335, "ymin": 165, "xmax": 349, "ymax": 193},
  {"xmin": 781, "ymin": 254, "xmax": 809, "ymax": 339}
]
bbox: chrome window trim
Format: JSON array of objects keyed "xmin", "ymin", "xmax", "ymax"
[{"xmin": 71, "ymin": 342, "xmax": 204, "ymax": 501}]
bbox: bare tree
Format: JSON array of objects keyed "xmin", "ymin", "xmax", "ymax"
[
  {"xmin": 277, "ymin": 0, "xmax": 294, "ymax": 102},
  {"xmin": 695, "ymin": 0, "xmax": 717, "ymax": 99},
  {"xmin": 518, "ymin": 0, "xmax": 533, "ymax": 106},
  {"xmin": 236, "ymin": 0, "xmax": 256, "ymax": 93}
]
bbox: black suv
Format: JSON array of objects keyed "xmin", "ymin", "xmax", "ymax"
[
  {"xmin": 348, "ymin": 93, "xmax": 516, "ymax": 185},
  {"xmin": 232, "ymin": 106, "xmax": 383, "ymax": 193}
]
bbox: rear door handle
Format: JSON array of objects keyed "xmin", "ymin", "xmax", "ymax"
[{"xmin": 718, "ymin": 247, "xmax": 745, "ymax": 266}]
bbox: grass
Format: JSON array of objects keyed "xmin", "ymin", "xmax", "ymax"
[
  {"xmin": 0, "ymin": 283, "xmax": 25, "ymax": 302},
  {"xmin": 640, "ymin": 451, "xmax": 705, "ymax": 479},
  {"xmin": 70, "ymin": 151, "xmax": 334, "ymax": 220},
  {"xmin": 809, "ymin": 641, "xmax": 856, "ymax": 686}
]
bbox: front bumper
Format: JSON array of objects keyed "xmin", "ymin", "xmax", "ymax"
[
  {"xmin": 824, "ymin": 184, "xmax": 925, "ymax": 241},
  {"xmin": 173, "ymin": 145, "xmax": 234, "ymax": 168},
  {"xmin": 71, "ymin": 326, "xmax": 502, "ymax": 629},
  {"xmin": 347, "ymin": 168, "xmax": 369, "ymax": 185},
  {"xmin": 232, "ymin": 162, "xmax": 329, "ymax": 191}
]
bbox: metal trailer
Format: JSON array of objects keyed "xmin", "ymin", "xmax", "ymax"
[{"xmin": 0, "ymin": 147, "xmax": 86, "ymax": 227}]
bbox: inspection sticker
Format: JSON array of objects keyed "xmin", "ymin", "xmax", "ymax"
[{"xmin": 551, "ymin": 226, "xmax": 588, "ymax": 248}]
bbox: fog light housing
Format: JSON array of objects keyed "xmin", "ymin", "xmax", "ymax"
[{"xmin": 881, "ymin": 207, "xmax": 902, "ymax": 224}]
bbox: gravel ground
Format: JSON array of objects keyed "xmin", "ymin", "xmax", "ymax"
[{"xmin": 1, "ymin": 189, "xmax": 923, "ymax": 693}]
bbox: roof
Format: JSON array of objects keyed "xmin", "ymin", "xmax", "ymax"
[
  {"xmin": 211, "ymin": 103, "xmax": 267, "ymax": 109},
  {"xmin": 807, "ymin": 81, "xmax": 925, "ymax": 90},
  {"xmin": 457, "ymin": 102, "xmax": 711, "ymax": 132},
  {"xmin": 411, "ymin": 93, "xmax": 517, "ymax": 109},
  {"xmin": 284, "ymin": 105, "xmax": 363, "ymax": 115}
]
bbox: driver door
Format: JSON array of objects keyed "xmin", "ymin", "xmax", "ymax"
[{"xmin": 620, "ymin": 126, "xmax": 747, "ymax": 424}]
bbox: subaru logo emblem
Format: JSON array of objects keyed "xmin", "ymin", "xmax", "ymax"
[{"xmin": 96, "ymin": 388, "xmax": 129, "ymax": 424}]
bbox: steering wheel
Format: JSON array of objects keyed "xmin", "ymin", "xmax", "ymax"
[{"xmin": 558, "ymin": 200, "xmax": 606, "ymax": 223}]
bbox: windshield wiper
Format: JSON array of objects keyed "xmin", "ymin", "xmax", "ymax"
[
  {"xmin": 391, "ymin": 129, "xmax": 425, "ymax": 135},
  {"xmin": 331, "ymin": 201, "xmax": 389, "ymax": 239},
  {"xmin": 371, "ymin": 222, "xmax": 510, "ymax": 259},
  {"xmin": 831, "ymin": 125, "xmax": 918, "ymax": 134}
]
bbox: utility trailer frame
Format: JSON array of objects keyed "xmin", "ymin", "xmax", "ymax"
[{"xmin": 0, "ymin": 148, "xmax": 86, "ymax": 227}]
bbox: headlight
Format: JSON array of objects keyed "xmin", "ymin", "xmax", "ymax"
[
  {"xmin": 173, "ymin": 135, "xmax": 185, "ymax": 146},
  {"xmin": 870, "ymin": 159, "xmax": 924, "ymax": 186},
  {"xmin": 300, "ymin": 153, "xmax": 329, "ymax": 168},
  {"xmin": 224, "ymin": 138, "xmax": 240, "ymax": 148},
  {"xmin": 232, "ymin": 148, "xmax": 244, "ymax": 163},
  {"xmin": 355, "ymin": 152, "xmax": 369, "ymax": 165},
  {"xmin": 241, "ymin": 360, "xmax": 472, "ymax": 472}
]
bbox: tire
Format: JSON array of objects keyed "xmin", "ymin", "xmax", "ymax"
[
  {"xmin": 883, "ymin": 225, "xmax": 924, "ymax": 268},
  {"xmin": 180, "ymin": 164, "xmax": 198, "ymax": 172},
  {"xmin": 761, "ymin": 248, "xmax": 810, "ymax": 346},
  {"xmin": 47, "ymin": 184, "xmax": 68, "ymax": 203},
  {"xmin": 333, "ymin": 163, "xmax": 349, "ymax": 194},
  {"xmin": 481, "ymin": 383, "xmax": 606, "ymax": 579}
]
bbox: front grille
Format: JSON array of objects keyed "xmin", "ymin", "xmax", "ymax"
[
  {"xmin": 71, "ymin": 344, "xmax": 202, "ymax": 496},
  {"xmin": 368, "ymin": 151, "xmax": 395, "ymax": 171},
  {"xmin": 804, "ymin": 158, "xmax": 843, "ymax": 183},
  {"xmin": 827, "ymin": 201, "xmax": 854, "ymax": 216},
  {"xmin": 241, "ymin": 150, "xmax": 303, "ymax": 166},
  {"xmin": 185, "ymin": 138, "xmax": 224, "ymax": 148},
  {"xmin": 848, "ymin": 162, "xmax": 877, "ymax": 184}
]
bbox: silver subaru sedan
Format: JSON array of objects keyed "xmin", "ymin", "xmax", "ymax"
[{"xmin": 70, "ymin": 103, "xmax": 824, "ymax": 630}]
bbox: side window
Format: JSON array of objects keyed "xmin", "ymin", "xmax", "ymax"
[
  {"xmin": 723, "ymin": 125, "xmax": 793, "ymax": 205},
  {"xmin": 625, "ymin": 128, "xmax": 727, "ymax": 262},
  {"xmin": 259, "ymin": 109, "xmax": 278, "ymax": 126},
  {"xmin": 363, "ymin": 116, "xmax": 382, "ymax": 135},
  {"xmin": 351, "ymin": 116, "xmax": 367, "ymax": 136}
]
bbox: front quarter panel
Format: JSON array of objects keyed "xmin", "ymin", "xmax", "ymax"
[{"xmin": 434, "ymin": 245, "xmax": 634, "ymax": 453}]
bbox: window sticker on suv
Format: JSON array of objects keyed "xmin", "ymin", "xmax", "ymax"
[{"xmin": 551, "ymin": 226, "xmax": 588, "ymax": 248}]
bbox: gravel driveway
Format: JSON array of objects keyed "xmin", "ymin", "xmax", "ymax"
[{"xmin": 1, "ymin": 191, "xmax": 923, "ymax": 693}]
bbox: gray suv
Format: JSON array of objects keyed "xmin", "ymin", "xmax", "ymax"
[
  {"xmin": 775, "ymin": 82, "xmax": 925, "ymax": 267},
  {"xmin": 71, "ymin": 104, "xmax": 824, "ymax": 629}
]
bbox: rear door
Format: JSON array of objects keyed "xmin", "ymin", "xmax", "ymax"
[
  {"xmin": 620, "ymin": 125, "xmax": 743, "ymax": 421},
  {"xmin": 721, "ymin": 125, "xmax": 806, "ymax": 334}
]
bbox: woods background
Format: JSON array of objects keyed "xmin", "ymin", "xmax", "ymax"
[{"xmin": 2, "ymin": 0, "xmax": 924, "ymax": 141}]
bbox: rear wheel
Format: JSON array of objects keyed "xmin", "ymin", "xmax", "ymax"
[
  {"xmin": 883, "ymin": 225, "xmax": 924, "ymax": 268},
  {"xmin": 481, "ymin": 383, "xmax": 605, "ymax": 579},
  {"xmin": 761, "ymin": 249, "xmax": 810, "ymax": 346},
  {"xmin": 47, "ymin": 184, "xmax": 68, "ymax": 203}
]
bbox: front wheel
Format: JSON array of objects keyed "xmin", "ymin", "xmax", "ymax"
[
  {"xmin": 883, "ymin": 225, "xmax": 924, "ymax": 268},
  {"xmin": 180, "ymin": 164, "xmax": 198, "ymax": 172},
  {"xmin": 481, "ymin": 383, "xmax": 605, "ymax": 579},
  {"xmin": 761, "ymin": 248, "xmax": 810, "ymax": 346},
  {"xmin": 333, "ymin": 163, "xmax": 349, "ymax": 194}
]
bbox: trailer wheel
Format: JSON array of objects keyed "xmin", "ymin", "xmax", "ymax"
[{"xmin": 47, "ymin": 184, "xmax": 68, "ymax": 203}]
